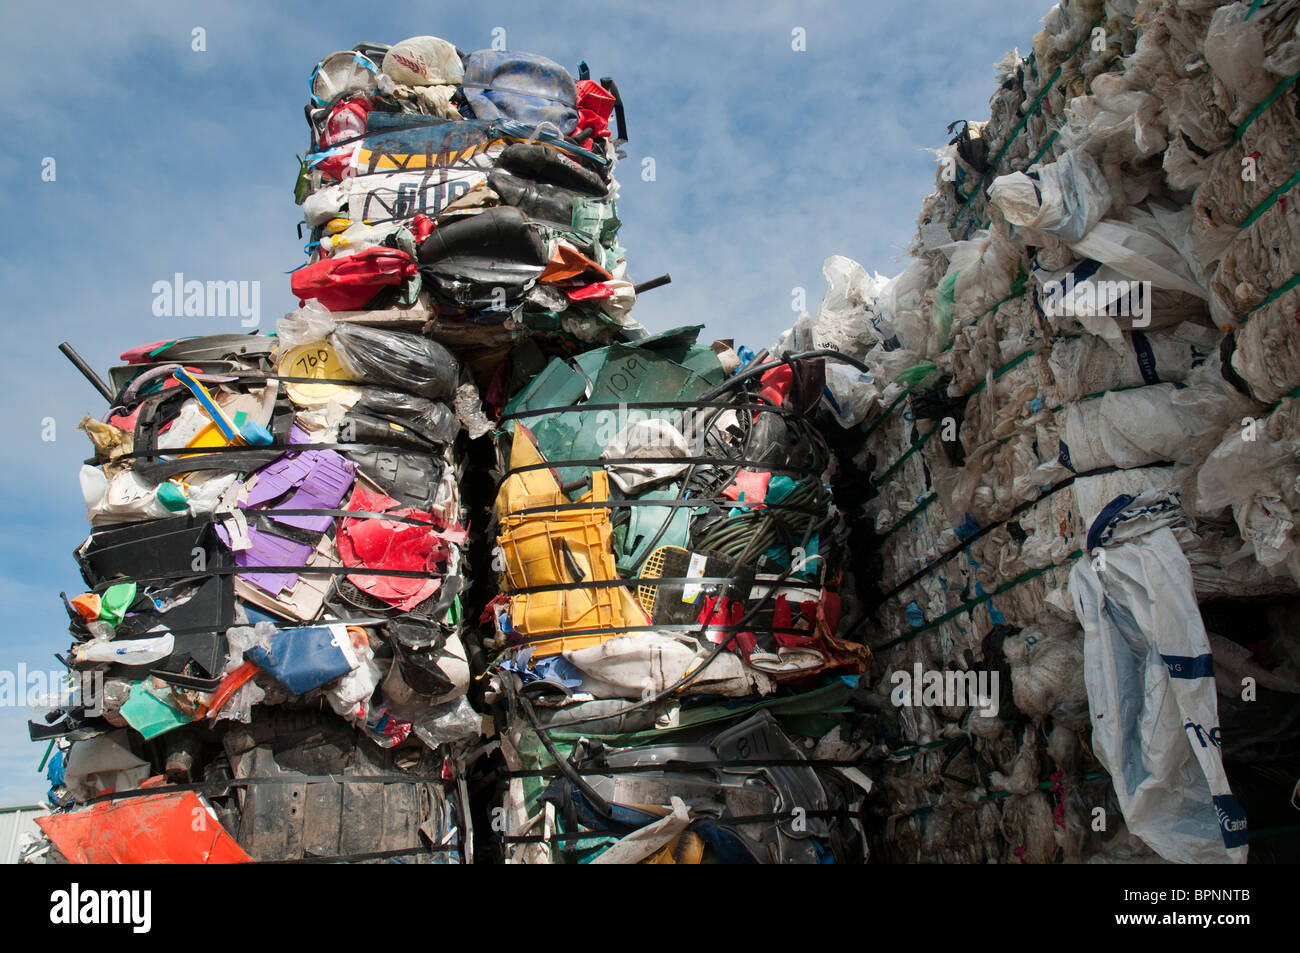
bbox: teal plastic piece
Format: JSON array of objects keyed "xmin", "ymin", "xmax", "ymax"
[
  {"xmin": 505, "ymin": 356, "xmax": 589, "ymax": 417},
  {"xmin": 120, "ymin": 681, "xmax": 191, "ymax": 740},
  {"xmin": 613, "ymin": 484, "xmax": 692, "ymax": 573}
]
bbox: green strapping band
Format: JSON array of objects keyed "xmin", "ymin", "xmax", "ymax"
[
  {"xmin": 1232, "ymin": 69, "xmax": 1299, "ymax": 145},
  {"xmin": 1268, "ymin": 385, "xmax": 1300, "ymax": 412},
  {"xmin": 1241, "ymin": 270, "xmax": 1300, "ymax": 325},
  {"xmin": 1246, "ymin": 0, "xmax": 1266, "ymax": 20},
  {"xmin": 889, "ymin": 736, "xmax": 969, "ymax": 759},
  {"xmin": 873, "ymin": 422, "xmax": 942, "ymax": 487},
  {"xmin": 1238, "ymin": 164, "xmax": 1300, "ymax": 229},
  {"xmin": 1023, "ymin": 54, "xmax": 1126, "ymax": 172},
  {"xmin": 900, "ymin": 772, "xmax": 1110, "ymax": 819},
  {"xmin": 950, "ymin": 63, "xmax": 1063, "ymax": 230},
  {"xmin": 38, "ymin": 740, "xmax": 55, "ymax": 773},
  {"xmin": 881, "ymin": 492, "xmax": 939, "ymax": 540},
  {"xmin": 863, "ymin": 386, "xmax": 914, "ymax": 438},
  {"xmin": 860, "ymin": 282, "xmax": 1030, "ymax": 441},
  {"xmin": 874, "ymin": 549, "xmax": 1083, "ymax": 651},
  {"xmin": 1027, "ymin": 127, "xmax": 1062, "ymax": 168},
  {"xmin": 940, "ymin": 281, "xmax": 1030, "ymax": 356},
  {"xmin": 965, "ymin": 55, "xmax": 1126, "ymax": 235},
  {"xmin": 1049, "ymin": 381, "xmax": 1154, "ymax": 414},
  {"xmin": 966, "ymin": 347, "xmax": 1036, "ymax": 398},
  {"xmin": 872, "ymin": 343, "xmax": 1038, "ymax": 489}
]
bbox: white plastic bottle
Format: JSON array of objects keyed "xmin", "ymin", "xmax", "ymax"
[{"xmin": 74, "ymin": 632, "xmax": 175, "ymax": 665}]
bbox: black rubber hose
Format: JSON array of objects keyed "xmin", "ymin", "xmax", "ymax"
[
  {"xmin": 517, "ymin": 692, "xmax": 613, "ymax": 817},
  {"xmin": 58, "ymin": 342, "xmax": 115, "ymax": 404}
]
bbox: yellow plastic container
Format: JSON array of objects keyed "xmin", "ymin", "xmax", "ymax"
[{"xmin": 497, "ymin": 456, "xmax": 647, "ymax": 656}]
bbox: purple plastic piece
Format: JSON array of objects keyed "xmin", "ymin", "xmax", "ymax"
[
  {"xmin": 232, "ymin": 528, "xmax": 315, "ymax": 595},
  {"xmin": 214, "ymin": 428, "xmax": 356, "ymax": 595},
  {"xmin": 241, "ymin": 450, "xmax": 354, "ymax": 533}
]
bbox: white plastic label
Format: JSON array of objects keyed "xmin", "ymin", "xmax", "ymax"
[{"xmin": 680, "ymin": 552, "xmax": 708, "ymax": 603}]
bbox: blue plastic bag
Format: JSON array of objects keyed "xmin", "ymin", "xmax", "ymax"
[
  {"xmin": 246, "ymin": 624, "xmax": 359, "ymax": 695},
  {"xmin": 462, "ymin": 51, "xmax": 579, "ymax": 135}
]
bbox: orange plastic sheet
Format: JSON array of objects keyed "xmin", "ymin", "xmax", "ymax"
[{"xmin": 37, "ymin": 789, "xmax": 251, "ymax": 864}]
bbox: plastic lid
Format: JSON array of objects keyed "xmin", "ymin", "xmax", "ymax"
[{"xmin": 278, "ymin": 341, "xmax": 361, "ymax": 408}]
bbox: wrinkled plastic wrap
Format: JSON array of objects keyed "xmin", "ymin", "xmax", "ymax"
[{"xmin": 330, "ymin": 325, "xmax": 460, "ymax": 400}]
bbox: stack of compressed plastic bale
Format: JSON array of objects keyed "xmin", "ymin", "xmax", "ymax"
[
  {"xmin": 294, "ymin": 37, "xmax": 719, "ymax": 863},
  {"xmin": 779, "ymin": 0, "xmax": 1300, "ymax": 863},
  {"xmin": 36, "ymin": 327, "xmax": 475, "ymax": 863},
  {"xmin": 481, "ymin": 334, "xmax": 875, "ymax": 863},
  {"xmin": 287, "ymin": 35, "xmax": 876, "ymax": 865},
  {"xmin": 292, "ymin": 35, "xmax": 641, "ymax": 398}
]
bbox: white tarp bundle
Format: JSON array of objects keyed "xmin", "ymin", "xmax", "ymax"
[{"xmin": 1069, "ymin": 492, "xmax": 1248, "ymax": 864}]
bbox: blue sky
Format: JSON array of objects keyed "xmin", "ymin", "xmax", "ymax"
[{"xmin": 0, "ymin": 0, "xmax": 1049, "ymax": 803}]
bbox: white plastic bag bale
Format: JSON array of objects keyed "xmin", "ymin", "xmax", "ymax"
[
  {"xmin": 1067, "ymin": 212, "xmax": 1207, "ymax": 300},
  {"xmin": 987, "ymin": 150, "xmax": 1112, "ymax": 242},
  {"xmin": 786, "ymin": 256, "xmax": 893, "ymax": 427},
  {"xmin": 1196, "ymin": 405, "xmax": 1300, "ymax": 574},
  {"xmin": 1062, "ymin": 72, "xmax": 1167, "ymax": 160},
  {"xmin": 1002, "ymin": 622, "xmax": 1087, "ymax": 724},
  {"xmin": 1209, "ymin": 193, "xmax": 1300, "ymax": 328},
  {"xmin": 822, "ymin": 361, "xmax": 877, "ymax": 428},
  {"xmin": 1069, "ymin": 491, "xmax": 1248, "ymax": 864},
  {"xmin": 1232, "ymin": 290, "xmax": 1300, "ymax": 403},
  {"xmin": 886, "ymin": 258, "xmax": 937, "ymax": 357},
  {"xmin": 1071, "ymin": 464, "xmax": 1296, "ymax": 599},
  {"xmin": 805, "ymin": 256, "xmax": 892, "ymax": 356},
  {"xmin": 1145, "ymin": 199, "xmax": 1220, "ymax": 294},
  {"xmin": 1190, "ymin": 87, "xmax": 1300, "ymax": 254}
]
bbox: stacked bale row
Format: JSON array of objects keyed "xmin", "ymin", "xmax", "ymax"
[{"xmin": 781, "ymin": 0, "xmax": 1300, "ymax": 863}]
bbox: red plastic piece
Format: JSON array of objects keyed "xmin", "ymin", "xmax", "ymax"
[
  {"xmin": 206, "ymin": 660, "xmax": 261, "ymax": 720},
  {"xmin": 291, "ymin": 247, "xmax": 417, "ymax": 311},
  {"xmin": 574, "ymin": 79, "xmax": 615, "ymax": 143}
]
